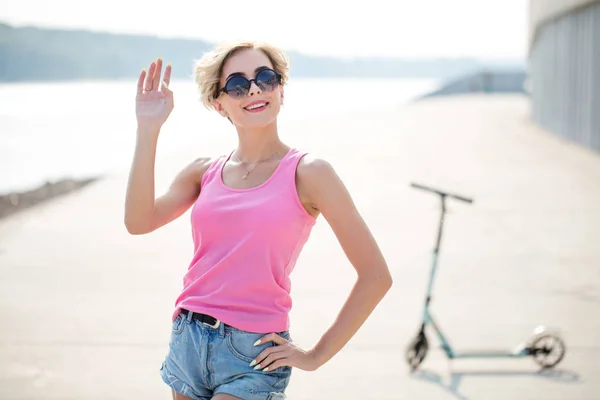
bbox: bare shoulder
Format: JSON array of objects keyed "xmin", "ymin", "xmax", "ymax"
[
  {"xmin": 150, "ymin": 155, "xmax": 219, "ymax": 231},
  {"xmin": 191, "ymin": 156, "xmax": 216, "ymax": 178},
  {"xmin": 296, "ymin": 154, "xmax": 337, "ymax": 182},
  {"xmin": 296, "ymin": 154, "xmax": 350, "ymax": 214},
  {"xmin": 174, "ymin": 156, "xmax": 216, "ymax": 185}
]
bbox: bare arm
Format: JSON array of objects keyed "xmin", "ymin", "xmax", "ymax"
[
  {"xmin": 124, "ymin": 133, "xmax": 210, "ymax": 234},
  {"xmin": 252, "ymin": 156, "xmax": 393, "ymax": 372},
  {"xmin": 124, "ymin": 57, "xmax": 211, "ymax": 234},
  {"xmin": 301, "ymin": 157, "xmax": 393, "ymax": 367}
]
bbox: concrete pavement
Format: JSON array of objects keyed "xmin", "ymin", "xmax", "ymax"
[{"xmin": 1, "ymin": 94, "xmax": 599, "ymax": 399}]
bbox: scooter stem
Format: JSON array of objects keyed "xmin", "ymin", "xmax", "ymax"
[
  {"xmin": 433, "ymin": 195, "xmax": 447, "ymax": 254},
  {"xmin": 409, "ymin": 182, "xmax": 473, "ymax": 315},
  {"xmin": 424, "ymin": 195, "xmax": 446, "ymax": 307}
]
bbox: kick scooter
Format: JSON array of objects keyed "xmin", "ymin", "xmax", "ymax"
[{"xmin": 405, "ymin": 182, "xmax": 566, "ymax": 371}]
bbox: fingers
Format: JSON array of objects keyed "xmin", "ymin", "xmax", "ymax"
[
  {"xmin": 162, "ymin": 62, "xmax": 172, "ymax": 89},
  {"xmin": 140, "ymin": 58, "xmax": 171, "ymax": 93},
  {"xmin": 254, "ymin": 332, "xmax": 287, "ymax": 347},
  {"xmin": 137, "ymin": 68, "xmax": 146, "ymax": 95},
  {"xmin": 144, "ymin": 60, "xmax": 156, "ymax": 91},
  {"xmin": 251, "ymin": 346, "xmax": 288, "ymax": 372},
  {"xmin": 262, "ymin": 358, "xmax": 289, "ymax": 373},
  {"xmin": 152, "ymin": 57, "xmax": 163, "ymax": 91}
]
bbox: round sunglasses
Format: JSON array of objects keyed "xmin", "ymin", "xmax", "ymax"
[{"xmin": 219, "ymin": 68, "xmax": 282, "ymax": 99}]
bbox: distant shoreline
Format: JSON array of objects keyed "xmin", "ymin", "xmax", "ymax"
[
  {"xmin": 0, "ymin": 75, "xmax": 441, "ymax": 85},
  {"xmin": 0, "ymin": 22, "xmax": 524, "ymax": 83},
  {"xmin": 0, "ymin": 177, "xmax": 99, "ymax": 220}
]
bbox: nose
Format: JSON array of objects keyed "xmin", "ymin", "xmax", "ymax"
[{"xmin": 247, "ymin": 80, "xmax": 262, "ymax": 96}]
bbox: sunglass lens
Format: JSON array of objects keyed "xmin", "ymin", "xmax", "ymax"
[
  {"xmin": 256, "ymin": 69, "xmax": 280, "ymax": 91},
  {"xmin": 224, "ymin": 76, "xmax": 250, "ymax": 98}
]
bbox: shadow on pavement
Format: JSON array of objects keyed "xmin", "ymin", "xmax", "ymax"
[{"xmin": 411, "ymin": 368, "xmax": 581, "ymax": 400}]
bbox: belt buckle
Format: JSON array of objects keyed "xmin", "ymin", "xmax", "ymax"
[{"xmin": 204, "ymin": 318, "xmax": 221, "ymax": 329}]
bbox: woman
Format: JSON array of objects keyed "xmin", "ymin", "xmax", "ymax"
[{"xmin": 124, "ymin": 41, "xmax": 393, "ymax": 400}]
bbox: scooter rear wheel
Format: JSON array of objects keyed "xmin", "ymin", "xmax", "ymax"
[
  {"xmin": 530, "ymin": 333, "xmax": 566, "ymax": 368},
  {"xmin": 405, "ymin": 332, "xmax": 429, "ymax": 372}
]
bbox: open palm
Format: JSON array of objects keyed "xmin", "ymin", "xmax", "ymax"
[{"xmin": 136, "ymin": 57, "xmax": 174, "ymax": 129}]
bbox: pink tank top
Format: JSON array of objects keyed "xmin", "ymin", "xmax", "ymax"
[{"xmin": 172, "ymin": 148, "xmax": 316, "ymax": 333}]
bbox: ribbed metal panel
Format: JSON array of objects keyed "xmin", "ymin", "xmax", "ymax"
[{"xmin": 530, "ymin": 1, "xmax": 600, "ymax": 151}]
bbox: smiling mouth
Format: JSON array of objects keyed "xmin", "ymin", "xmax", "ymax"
[{"xmin": 244, "ymin": 102, "xmax": 269, "ymax": 112}]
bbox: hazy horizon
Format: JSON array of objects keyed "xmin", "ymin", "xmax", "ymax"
[{"xmin": 0, "ymin": 0, "xmax": 529, "ymax": 59}]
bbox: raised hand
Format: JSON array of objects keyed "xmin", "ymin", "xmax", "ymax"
[{"xmin": 136, "ymin": 57, "xmax": 174, "ymax": 132}]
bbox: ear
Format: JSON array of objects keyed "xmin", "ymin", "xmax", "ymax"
[
  {"xmin": 279, "ymin": 86, "xmax": 285, "ymax": 106},
  {"xmin": 213, "ymin": 99, "xmax": 229, "ymax": 118}
]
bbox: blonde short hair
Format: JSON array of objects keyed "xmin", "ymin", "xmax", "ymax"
[{"xmin": 193, "ymin": 41, "xmax": 290, "ymax": 110}]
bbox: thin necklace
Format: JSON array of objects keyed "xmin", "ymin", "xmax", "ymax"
[{"xmin": 232, "ymin": 150, "xmax": 280, "ymax": 180}]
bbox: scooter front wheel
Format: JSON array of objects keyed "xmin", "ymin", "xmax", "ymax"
[
  {"xmin": 530, "ymin": 333, "xmax": 566, "ymax": 368},
  {"xmin": 405, "ymin": 331, "xmax": 429, "ymax": 372}
]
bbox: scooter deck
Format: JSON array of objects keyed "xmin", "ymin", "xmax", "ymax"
[{"xmin": 450, "ymin": 348, "xmax": 530, "ymax": 359}]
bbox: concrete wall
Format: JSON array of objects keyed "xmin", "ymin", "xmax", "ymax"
[
  {"xmin": 528, "ymin": 0, "xmax": 600, "ymax": 152},
  {"xmin": 529, "ymin": 0, "xmax": 599, "ymax": 46}
]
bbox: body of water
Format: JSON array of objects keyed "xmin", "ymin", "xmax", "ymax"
[{"xmin": 0, "ymin": 77, "xmax": 440, "ymax": 193}]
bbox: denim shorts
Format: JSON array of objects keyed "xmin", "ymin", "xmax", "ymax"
[{"xmin": 159, "ymin": 309, "xmax": 293, "ymax": 400}]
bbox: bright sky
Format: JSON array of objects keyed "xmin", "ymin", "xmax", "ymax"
[{"xmin": 0, "ymin": 0, "xmax": 529, "ymax": 59}]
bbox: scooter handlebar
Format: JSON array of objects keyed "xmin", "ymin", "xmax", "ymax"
[{"xmin": 410, "ymin": 182, "xmax": 474, "ymax": 204}]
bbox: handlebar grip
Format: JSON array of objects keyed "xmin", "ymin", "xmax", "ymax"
[
  {"xmin": 451, "ymin": 193, "xmax": 473, "ymax": 204},
  {"xmin": 410, "ymin": 182, "xmax": 429, "ymax": 191}
]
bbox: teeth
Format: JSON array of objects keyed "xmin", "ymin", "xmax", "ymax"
[{"xmin": 246, "ymin": 102, "xmax": 267, "ymax": 110}]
